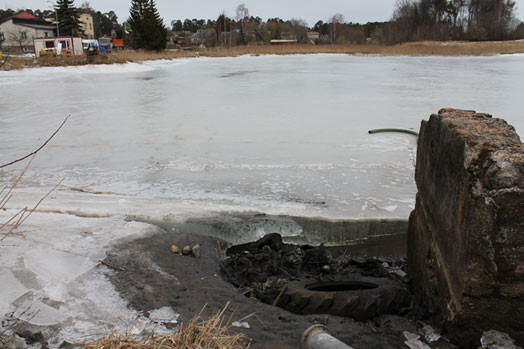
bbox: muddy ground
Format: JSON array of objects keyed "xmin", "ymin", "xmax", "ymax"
[{"xmin": 104, "ymin": 225, "xmax": 458, "ymax": 349}]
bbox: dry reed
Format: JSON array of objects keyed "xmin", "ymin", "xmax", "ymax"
[
  {"xmin": 2, "ymin": 40, "xmax": 524, "ymax": 71},
  {"xmin": 83, "ymin": 303, "xmax": 249, "ymax": 349}
]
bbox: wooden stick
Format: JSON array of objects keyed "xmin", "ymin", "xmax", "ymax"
[
  {"xmin": 272, "ymin": 285, "xmax": 288, "ymax": 306},
  {"xmin": 278, "ymin": 267, "xmax": 299, "ymax": 280},
  {"xmin": 99, "ymin": 260, "xmax": 124, "ymax": 272},
  {"xmin": 217, "ymin": 240, "xmax": 225, "ymax": 261},
  {"xmin": 236, "ymin": 312, "xmax": 256, "ymax": 323}
]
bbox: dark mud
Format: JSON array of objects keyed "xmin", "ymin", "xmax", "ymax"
[
  {"xmin": 221, "ymin": 233, "xmax": 412, "ymax": 321},
  {"xmin": 104, "ymin": 220, "xmax": 458, "ymax": 349}
]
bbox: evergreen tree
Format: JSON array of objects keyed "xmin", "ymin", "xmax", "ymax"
[
  {"xmin": 128, "ymin": 0, "xmax": 167, "ymax": 50},
  {"xmin": 55, "ymin": 0, "xmax": 83, "ymax": 36}
]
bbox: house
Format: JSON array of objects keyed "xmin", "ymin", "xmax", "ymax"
[
  {"xmin": 78, "ymin": 13, "xmax": 94, "ymax": 39},
  {"xmin": 191, "ymin": 28, "xmax": 216, "ymax": 47},
  {"xmin": 34, "ymin": 37, "xmax": 83, "ymax": 57},
  {"xmin": 0, "ymin": 11, "xmax": 56, "ymax": 53},
  {"xmin": 307, "ymin": 31, "xmax": 320, "ymax": 44}
]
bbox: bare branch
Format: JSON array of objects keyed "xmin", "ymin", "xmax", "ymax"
[
  {"xmin": 0, "ymin": 115, "xmax": 70, "ymax": 169},
  {"xmin": 0, "ymin": 155, "xmax": 35, "ymax": 208},
  {"xmin": 0, "ymin": 178, "xmax": 63, "ymax": 242}
]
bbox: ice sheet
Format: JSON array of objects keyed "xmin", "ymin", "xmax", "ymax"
[
  {"xmin": 0, "ymin": 269, "xmax": 29, "ymax": 316},
  {"xmin": 2, "ymin": 54, "xmax": 523, "ymax": 219},
  {"xmin": 24, "ymin": 247, "xmax": 97, "ymax": 284}
]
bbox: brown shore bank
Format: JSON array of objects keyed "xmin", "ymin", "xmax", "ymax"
[{"xmin": 2, "ymin": 40, "xmax": 524, "ymax": 71}]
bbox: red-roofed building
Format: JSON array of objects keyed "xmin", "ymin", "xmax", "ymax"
[{"xmin": 0, "ymin": 11, "xmax": 56, "ymax": 53}]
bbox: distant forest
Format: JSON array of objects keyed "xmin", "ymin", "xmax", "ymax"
[
  {"xmin": 170, "ymin": 0, "xmax": 524, "ymax": 45},
  {"xmin": 1, "ymin": 0, "xmax": 523, "ymax": 46},
  {"xmin": 387, "ymin": 0, "xmax": 524, "ymax": 42}
]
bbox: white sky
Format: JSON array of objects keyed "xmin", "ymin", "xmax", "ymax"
[{"xmin": 3, "ymin": 0, "xmax": 524, "ymax": 27}]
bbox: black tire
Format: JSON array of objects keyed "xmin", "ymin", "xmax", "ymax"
[{"xmin": 274, "ymin": 276, "xmax": 411, "ymax": 321}]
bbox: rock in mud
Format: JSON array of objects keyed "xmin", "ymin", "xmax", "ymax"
[
  {"xmin": 182, "ymin": 245, "xmax": 191, "ymax": 255},
  {"xmin": 170, "ymin": 245, "xmax": 179, "ymax": 254},
  {"xmin": 192, "ymin": 244, "xmax": 201, "ymax": 258}
]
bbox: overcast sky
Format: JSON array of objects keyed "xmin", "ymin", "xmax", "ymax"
[{"xmin": 4, "ymin": 0, "xmax": 524, "ymax": 27}]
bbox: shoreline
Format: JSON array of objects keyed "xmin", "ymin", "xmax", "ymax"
[{"xmin": 2, "ymin": 40, "xmax": 524, "ymax": 71}]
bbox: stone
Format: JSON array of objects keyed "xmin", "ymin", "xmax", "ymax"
[
  {"xmin": 170, "ymin": 245, "xmax": 179, "ymax": 254},
  {"xmin": 191, "ymin": 244, "xmax": 201, "ymax": 258},
  {"xmin": 408, "ymin": 109, "xmax": 524, "ymax": 347},
  {"xmin": 481, "ymin": 330, "xmax": 520, "ymax": 349},
  {"xmin": 182, "ymin": 246, "xmax": 191, "ymax": 255}
]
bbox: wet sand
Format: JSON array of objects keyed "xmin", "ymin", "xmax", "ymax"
[{"xmin": 103, "ymin": 225, "xmax": 455, "ymax": 348}]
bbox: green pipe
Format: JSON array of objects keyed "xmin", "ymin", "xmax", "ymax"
[{"xmin": 368, "ymin": 128, "xmax": 419, "ymax": 136}]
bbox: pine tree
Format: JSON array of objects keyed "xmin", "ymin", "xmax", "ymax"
[
  {"xmin": 128, "ymin": 0, "xmax": 167, "ymax": 50},
  {"xmin": 55, "ymin": 0, "xmax": 83, "ymax": 36}
]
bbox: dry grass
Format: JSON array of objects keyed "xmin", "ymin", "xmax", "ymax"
[
  {"xmin": 2, "ymin": 40, "xmax": 524, "ymax": 71},
  {"xmin": 0, "ymin": 156, "xmax": 63, "ymax": 244},
  {"xmin": 83, "ymin": 303, "xmax": 249, "ymax": 349}
]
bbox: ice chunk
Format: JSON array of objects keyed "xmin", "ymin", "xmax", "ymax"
[
  {"xmin": 14, "ymin": 300, "xmax": 66, "ymax": 326},
  {"xmin": 380, "ymin": 205, "xmax": 398, "ymax": 213},
  {"xmin": 403, "ymin": 331, "xmax": 420, "ymax": 341},
  {"xmin": 481, "ymin": 330, "xmax": 520, "ymax": 349},
  {"xmin": 232, "ymin": 321, "xmax": 250, "ymax": 329},
  {"xmin": 148, "ymin": 307, "xmax": 179, "ymax": 324},
  {"xmin": 421, "ymin": 323, "xmax": 440, "ymax": 343},
  {"xmin": 404, "ymin": 340, "xmax": 432, "ymax": 349},
  {"xmin": 0, "ymin": 269, "xmax": 29, "ymax": 316},
  {"xmin": 24, "ymin": 247, "xmax": 97, "ymax": 284}
]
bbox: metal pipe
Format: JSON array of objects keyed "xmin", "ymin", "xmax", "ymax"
[{"xmin": 301, "ymin": 325, "xmax": 355, "ymax": 349}]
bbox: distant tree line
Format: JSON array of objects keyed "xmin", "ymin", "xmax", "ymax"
[
  {"xmin": 167, "ymin": 2, "xmax": 523, "ymax": 48},
  {"xmin": 2, "ymin": 0, "xmax": 524, "ymax": 52},
  {"xmin": 385, "ymin": 0, "xmax": 524, "ymax": 43},
  {"xmin": 169, "ymin": 6, "xmax": 390, "ymax": 47}
]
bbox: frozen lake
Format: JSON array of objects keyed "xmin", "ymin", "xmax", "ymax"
[
  {"xmin": 2, "ymin": 54, "xmax": 523, "ymax": 220},
  {"xmin": 1, "ymin": 54, "xmax": 524, "ymax": 345}
]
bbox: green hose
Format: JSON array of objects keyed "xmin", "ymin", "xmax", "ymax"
[{"xmin": 368, "ymin": 128, "xmax": 419, "ymax": 136}]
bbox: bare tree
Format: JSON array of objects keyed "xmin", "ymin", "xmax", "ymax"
[
  {"xmin": 236, "ymin": 3, "xmax": 249, "ymax": 28},
  {"xmin": 236, "ymin": 3, "xmax": 249, "ymax": 44},
  {"xmin": 8, "ymin": 27, "xmax": 30, "ymax": 53},
  {"xmin": 290, "ymin": 18, "xmax": 308, "ymax": 43},
  {"xmin": 80, "ymin": 1, "xmax": 92, "ymax": 10},
  {"xmin": 329, "ymin": 13, "xmax": 344, "ymax": 44}
]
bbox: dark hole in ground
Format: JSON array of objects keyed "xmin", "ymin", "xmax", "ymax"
[{"xmin": 305, "ymin": 281, "xmax": 379, "ymax": 292}]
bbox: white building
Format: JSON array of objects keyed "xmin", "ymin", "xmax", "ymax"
[
  {"xmin": 34, "ymin": 37, "xmax": 84, "ymax": 57},
  {"xmin": 0, "ymin": 12, "xmax": 56, "ymax": 53}
]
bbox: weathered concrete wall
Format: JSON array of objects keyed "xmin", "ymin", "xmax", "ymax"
[{"xmin": 408, "ymin": 108, "xmax": 524, "ymax": 347}]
